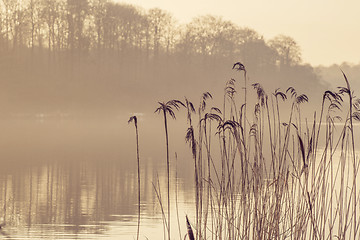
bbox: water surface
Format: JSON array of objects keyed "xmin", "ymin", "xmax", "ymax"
[{"xmin": 0, "ymin": 117, "xmax": 196, "ymax": 239}]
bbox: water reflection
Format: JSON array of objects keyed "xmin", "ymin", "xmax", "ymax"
[
  {"xmin": 0, "ymin": 158, "xmax": 180, "ymax": 239},
  {"xmin": 1, "ymin": 118, "xmax": 359, "ymax": 239},
  {"xmin": 0, "ymin": 118, "xmax": 195, "ymax": 239}
]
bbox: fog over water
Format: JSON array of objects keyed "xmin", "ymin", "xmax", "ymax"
[{"xmin": 0, "ymin": 117, "xmax": 197, "ymax": 239}]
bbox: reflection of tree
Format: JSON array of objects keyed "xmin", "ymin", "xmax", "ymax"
[{"xmin": 0, "ymin": 159, "xmax": 159, "ymax": 235}]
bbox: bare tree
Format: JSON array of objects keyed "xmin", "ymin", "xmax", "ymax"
[
  {"xmin": 90, "ymin": 0, "xmax": 107, "ymax": 51},
  {"xmin": 66, "ymin": 0, "xmax": 89, "ymax": 52},
  {"xmin": 269, "ymin": 34, "xmax": 302, "ymax": 67},
  {"xmin": 28, "ymin": 0, "xmax": 41, "ymax": 51},
  {"xmin": 147, "ymin": 8, "xmax": 174, "ymax": 59},
  {"xmin": 180, "ymin": 15, "xmax": 238, "ymax": 58}
]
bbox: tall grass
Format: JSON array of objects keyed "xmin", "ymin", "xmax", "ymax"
[
  {"xmin": 155, "ymin": 100, "xmax": 185, "ymax": 240},
  {"xmin": 128, "ymin": 115, "xmax": 141, "ymax": 240},
  {"xmin": 151, "ymin": 63, "xmax": 360, "ymax": 239}
]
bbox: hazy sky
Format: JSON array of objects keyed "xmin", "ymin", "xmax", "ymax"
[{"xmin": 116, "ymin": 0, "xmax": 360, "ymax": 66}]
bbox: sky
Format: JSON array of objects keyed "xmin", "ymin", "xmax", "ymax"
[{"xmin": 116, "ymin": 0, "xmax": 360, "ymax": 66}]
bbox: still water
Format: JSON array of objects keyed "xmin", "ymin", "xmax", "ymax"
[
  {"xmin": 0, "ymin": 117, "xmax": 196, "ymax": 239},
  {"xmin": 2, "ymin": 116, "xmax": 359, "ymax": 239}
]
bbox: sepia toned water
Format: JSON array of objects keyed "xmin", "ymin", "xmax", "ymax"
[
  {"xmin": 1, "ymin": 116, "xmax": 360, "ymax": 239},
  {"xmin": 0, "ymin": 116, "xmax": 196, "ymax": 240}
]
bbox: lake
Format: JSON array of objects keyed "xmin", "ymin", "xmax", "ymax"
[
  {"xmin": 1, "ymin": 113, "xmax": 359, "ymax": 239},
  {"xmin": 0, "ymin": 116, "xmax": 197, "ymax": 239}
]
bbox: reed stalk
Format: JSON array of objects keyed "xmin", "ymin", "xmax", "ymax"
[
  {"xmin": 128, "ymin": 115, "xmax": 141, "ymax": 240},
  {"xmin": 155, "ymin": 100, "xmax": 184, "ymax": 240},
  {"xmin": 151, "ymin": 64, "xmax": 360, "ymax": 240}
]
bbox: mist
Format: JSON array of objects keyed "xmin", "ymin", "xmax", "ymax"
[
  {"xmin": 0, "ymin": 1, "xmax": 336, "ymax": 118},
  {"xmin": 0, "ymin": 0, "xmax": 360, "ymax": 239}
]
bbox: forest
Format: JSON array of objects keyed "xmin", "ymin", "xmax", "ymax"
[{"xmin": 0, "ymin": 0, "xmax": 356, "ymax": 117}]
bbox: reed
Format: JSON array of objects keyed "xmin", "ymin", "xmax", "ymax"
[
  {"xmin": 151, "ymin": 63, "xmax": 360, "ymax": 240},
  {"xmin": 128, "ymin": 115, "xmax": 141, "ymax": 240},
  {"xmin": 155, "ymin": 100, "xmax": 185, "ymax": 240}
]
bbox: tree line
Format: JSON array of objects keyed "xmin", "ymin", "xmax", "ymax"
[
  {"xmin": 0, "ymin": 0, "xmax": 302, "ymax": 66},
  {"xmin": 0, "ymin": 0, "xmax": 326, "ymax": 115}
]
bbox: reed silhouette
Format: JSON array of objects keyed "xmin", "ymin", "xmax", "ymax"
[
  {"xmin": 186, "ymin": 215, "xmax": 195, "ymax": 240},
  {"xmin": 151, "ymin": 63, "xmax": 360, "ymax": 239},
  {"xmin": 155, "ymin": 100, "xmax": 185, "ymax": 240},
  {"xmin": 128, "ymin": 115, "xmax": 141, "ymax": 240}
]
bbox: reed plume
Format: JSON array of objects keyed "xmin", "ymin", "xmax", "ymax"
[{"xmin": 155, "ymin": 100, "xmax": 184, "ymax": 240}]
